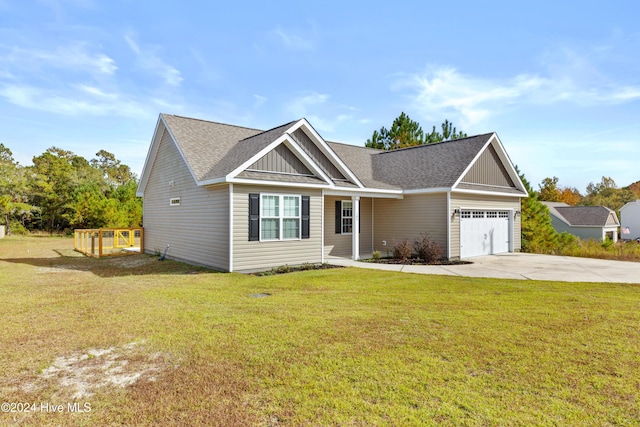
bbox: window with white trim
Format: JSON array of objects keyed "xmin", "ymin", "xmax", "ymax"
[
  {"xmin": 169, "ymin": 197, "xmax": 181, "ymax": 206},
  {"xmin": 341, "ymin": 201, "xmax": 353, "ymax": 234},
  {"xmin": 260, "ymin": 194, "xmax": 300, "ymax": 241}
]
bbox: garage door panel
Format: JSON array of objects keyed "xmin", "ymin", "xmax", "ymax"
[{"xmin": 460, "ymin": 210, "xmax": 510, "ymax": 258}]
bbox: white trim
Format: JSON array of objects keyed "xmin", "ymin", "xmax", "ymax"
[
  {"xmin": 245, "ymin": 169, "xmax": 318, "ymax": 178},
  {"xmin": 321, "ymin": 189, "xmax": 325, "ymax": 264},
  {"xmin": 225, "ymin": 134, "xmax": 333, "ymax": 186},
  {"xmin": 229, "ymin": 178, "xmax": 332, "ymax": 189},
  {"xmin": 229, "ymin": 183, "xmax": 234, "ymax": 272},
  {"xmin": 286, "ymin": 119, "xmax": 365, "ymax": 188},
  {"xmin": 446, "ymin": 191, "xmax": 451, "ymax": 259},
  {"xmin": 403, "ymin": 187, "xmax": 452, "ymax": 195},
  {"xmin": 283, "ymin": 137, "xmax": 334, "ymax": 184},
  {"xmin": 258, "ymin": 193, "xmax": 302, "ymax": 242},
  {"xmin": 169, "ymin": 197, "xmax": 181, "ymax": 206},
  {"xmin": 340, "ymin": 200, "xmax": 354, "ymax": 235},
  {"xmin": 352, "ymin": 196, "xmax": 360, "ymax": 260},
  {"xmin": 451, "ymin": 188, "xmax": 527, "ymax": 197},
  {"xmin": 452, "ymin": 133, "xmax": 528, "ymax": 195},
  {"xmin": 137, "ymin": 115, "xmax": 165, "ymax": 196},
  {"xmin": 324, "ymin": 188, "xmax": 403, "ymax": 198}
]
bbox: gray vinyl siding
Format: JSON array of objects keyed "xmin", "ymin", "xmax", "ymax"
[
  {"xmin": 232, "ymin": 184, "xmax": 322, "ymax": 272},
  {"xmin": 450, "ymin": 192, "xmax": 521, "ymax": 259},
  {"xmin": 549, "ymin": 216, "xmax": 606, "ymax": 241},
  {"xmin": 142, "ymin": 128, "xmax": 230, "ymax": 270},
  {"xmin": 323, "ymin": 196, "xmax": 373, "ymax": 257},
  {"xmin": 247, "ymin": 144, "xmax": 313, "ymax": 175},
  {"xmin": 291, "ymin": 129, "xmax": 347, "ymax": 180},
  {"xmin": 461, "ymin": 145, "xmax": 515, "ymax": 188},
  {"xmin": 373, "ymin": 194, "xmax": 447, "ymax": 256}
]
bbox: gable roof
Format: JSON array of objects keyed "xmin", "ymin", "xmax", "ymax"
[
  {"xmin": 543, "ymin": 202, "xmax": 620, "ymax": 227},
  {"xmin": 138, "ymin": 114, "xmax": 528, "ymax": 197}
]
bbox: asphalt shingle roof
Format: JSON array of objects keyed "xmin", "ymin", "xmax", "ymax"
[
  {"xmin": 159, "ymin": 114, "xmax": 506, "ymax": 192},
  {"xmin": 370, "ymin": 133, "xmax": 493, "ymax": 190},
  {"xmin": 544, "ymin": 202, "xmax": 619, "ymax": 226}
]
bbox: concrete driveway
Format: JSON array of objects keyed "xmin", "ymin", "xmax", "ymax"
[{"xmin": 329, "ymin": 253, "xmax": 640, "ymax": 284}]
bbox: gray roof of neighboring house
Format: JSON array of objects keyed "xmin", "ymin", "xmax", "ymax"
[
  {"xmin": 543, "ymin": 202, "xmax": 620, "ymax": 226},
  {"xmin": 159, "ymin": 114, "xmax": 509, "ymax": 192}
]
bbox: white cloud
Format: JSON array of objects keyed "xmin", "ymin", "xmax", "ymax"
[
  {"xmin": 0, "ymin": 83, "xmax": 153, "ymax": 118},
  {"xmin": 272, "ymin": 26, "xmax": 315, "ymax": 51},
  {"xmin": 253, "ymin": 94, "xmax": 267, "ymax": 108},
  {"xmin": 284, "ymin": 92, "xmax": 357, "ymax": 133},
  {"xmin": 398, "ymin": 65, "xmax": 640, "ymax": 128},
  {"xmin": 1, "ymin": 44, "xmax": 117, "ymax": 76},
  {"xmin": 123, "ymin": 34, "xmax": 183, "ymax": 87}
]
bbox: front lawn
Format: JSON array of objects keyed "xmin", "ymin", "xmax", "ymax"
[{"xmin": 1, "ymin": 236, "xmax": 638, "ymax": 426}]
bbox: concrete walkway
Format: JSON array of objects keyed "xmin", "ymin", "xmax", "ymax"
[{"xmin": 327, "ymin": 252, "xmax": 640, "ymax": 284}]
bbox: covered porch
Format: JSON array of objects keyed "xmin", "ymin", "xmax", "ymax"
[{"xmin": 323, "ymin": 191, "xmax": 402, "ymax": 261}]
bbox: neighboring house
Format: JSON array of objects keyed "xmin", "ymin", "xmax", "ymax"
[
  {"xmin": 542, "ymin": 202, "xmax": 620, "ymax": 242},
  {"xmin": 620, "ymin": 200, "xmax": 640, "ymax": 240},
  {"xmin": 136, "ymin": 114, "xmax": 528, "ymax": 272}
]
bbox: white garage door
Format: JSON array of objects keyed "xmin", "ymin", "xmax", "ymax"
[{"xmin": 460, "ymin": 210, "xmax": 510, "ymax": 258}]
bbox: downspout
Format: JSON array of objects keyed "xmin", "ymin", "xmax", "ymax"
[
  {"xmin": 321, "ymin": 189, "xmax": 325, "ymax": 264},
  {"xmin": 446, "ymin": 191, "xmax": 451, "ymax": 259},
  {"xmin": 229, "ymin": 183, "xmax": 234, "ymax": 272}
]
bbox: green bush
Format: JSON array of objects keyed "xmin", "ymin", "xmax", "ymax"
[
  {"xmin": 371, "ymin": 250, "xmax": 381, "ymax": 261},
  {"xmin": 8, "ymin": 220, "xmax": 28, "ymax": 235}
]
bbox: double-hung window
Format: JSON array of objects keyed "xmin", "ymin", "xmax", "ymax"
[
  {"xmin": 341, "ymin": 201, "xmax": 353, "ymax": 234},
  {"xmin": 260, "ymin": 194, "xmax": 300, "ymax": 241}
]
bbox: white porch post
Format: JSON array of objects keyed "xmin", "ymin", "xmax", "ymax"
[{"xmin": 352, "ymin": 195, "xmax": 360, "ymax": 260}]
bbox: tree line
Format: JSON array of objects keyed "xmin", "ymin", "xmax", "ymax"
[
  {"xmin": 0, "ymin": 143, "xmax": 141, "ymax": 235},
  {"xmin": 537, "ymin": 175, "xmax": 639, "ymax": 213}
]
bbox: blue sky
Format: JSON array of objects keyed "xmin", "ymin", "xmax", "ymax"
[{"xmin": 1, "ymin": 0, "xmax": 639, "ymax": 193}]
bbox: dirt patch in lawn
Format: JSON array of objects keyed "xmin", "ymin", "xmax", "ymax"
[{"xmin": 20, "ymin": 341, "xmax": 171, "ymax": 399}]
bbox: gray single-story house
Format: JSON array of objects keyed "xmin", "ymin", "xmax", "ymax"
[
  {"xmin": 136, "ymin": 114, "xmax": 528, "ymax": 272},
  {"xmin": 620, "ymin": 200, "xmax": 640, "ymax": 240},
  {"xmin": 542, "ymin": 202, "xmax": 620, "ymax": 242}
]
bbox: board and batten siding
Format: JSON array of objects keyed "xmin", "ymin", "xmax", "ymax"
[
  {"xmin": 449, "ymin": 192, "xmax": 521, "ymax": 259},
  {"xmin": 291, "ymin": 129, "xmax": 346, "ymax": 180},
  {"xmin": 461, "ymin": 144, "xmax": 515, "ymax": 188},
  {"xmin": 324, "ymin": 196, "xmax": 373, "ymax": 257},
  {"xmin": 373, "ymin": 193, "xmax": 447, "ymax": 255},
  {"xmin": 143, "ymin": 128, "xmax": 230, "ymax": 270},
  {"xmin": 232, "ymin": 184, "xmax": 322, "ymax": 272},
  {"xmin": 247, "ymin": 144, "xmax": 313, "ymax": 175}
]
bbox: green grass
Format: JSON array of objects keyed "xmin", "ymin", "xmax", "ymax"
[{"xmin": 1, "ymin": 236, "xmax": 639, "ymax": 426}]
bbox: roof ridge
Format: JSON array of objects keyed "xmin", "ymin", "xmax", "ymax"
[
  {"xmin": 326, "ymin": 140, "xmax": 383, "ymax": 152},
  {"xmin": 238, "ymin": 120, "xmax": 298, "ymax": 142},
  {"xmin": 373, "ymin": 132, "xmax": 495, "ymax": 155},
  {"xmin": 162, "ymin": 113, "xmax": 264, "ymax": 132}
]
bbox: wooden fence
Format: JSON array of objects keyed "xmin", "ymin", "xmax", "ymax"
[{"xmin": 74, "ymin": 228, "xmax": 143, "ymax": 258}]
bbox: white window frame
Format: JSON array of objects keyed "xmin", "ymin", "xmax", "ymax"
[
  {"xmin": 341, "ymin": 200, "xmax": 353, "ymax": 235},
  {"xmin": 260, "ymin": 194, "xmax": 301, "ymax": 241},
  {"xmin": 169, "ymin": 197, "xmax": 181, "ymax": 206}
]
